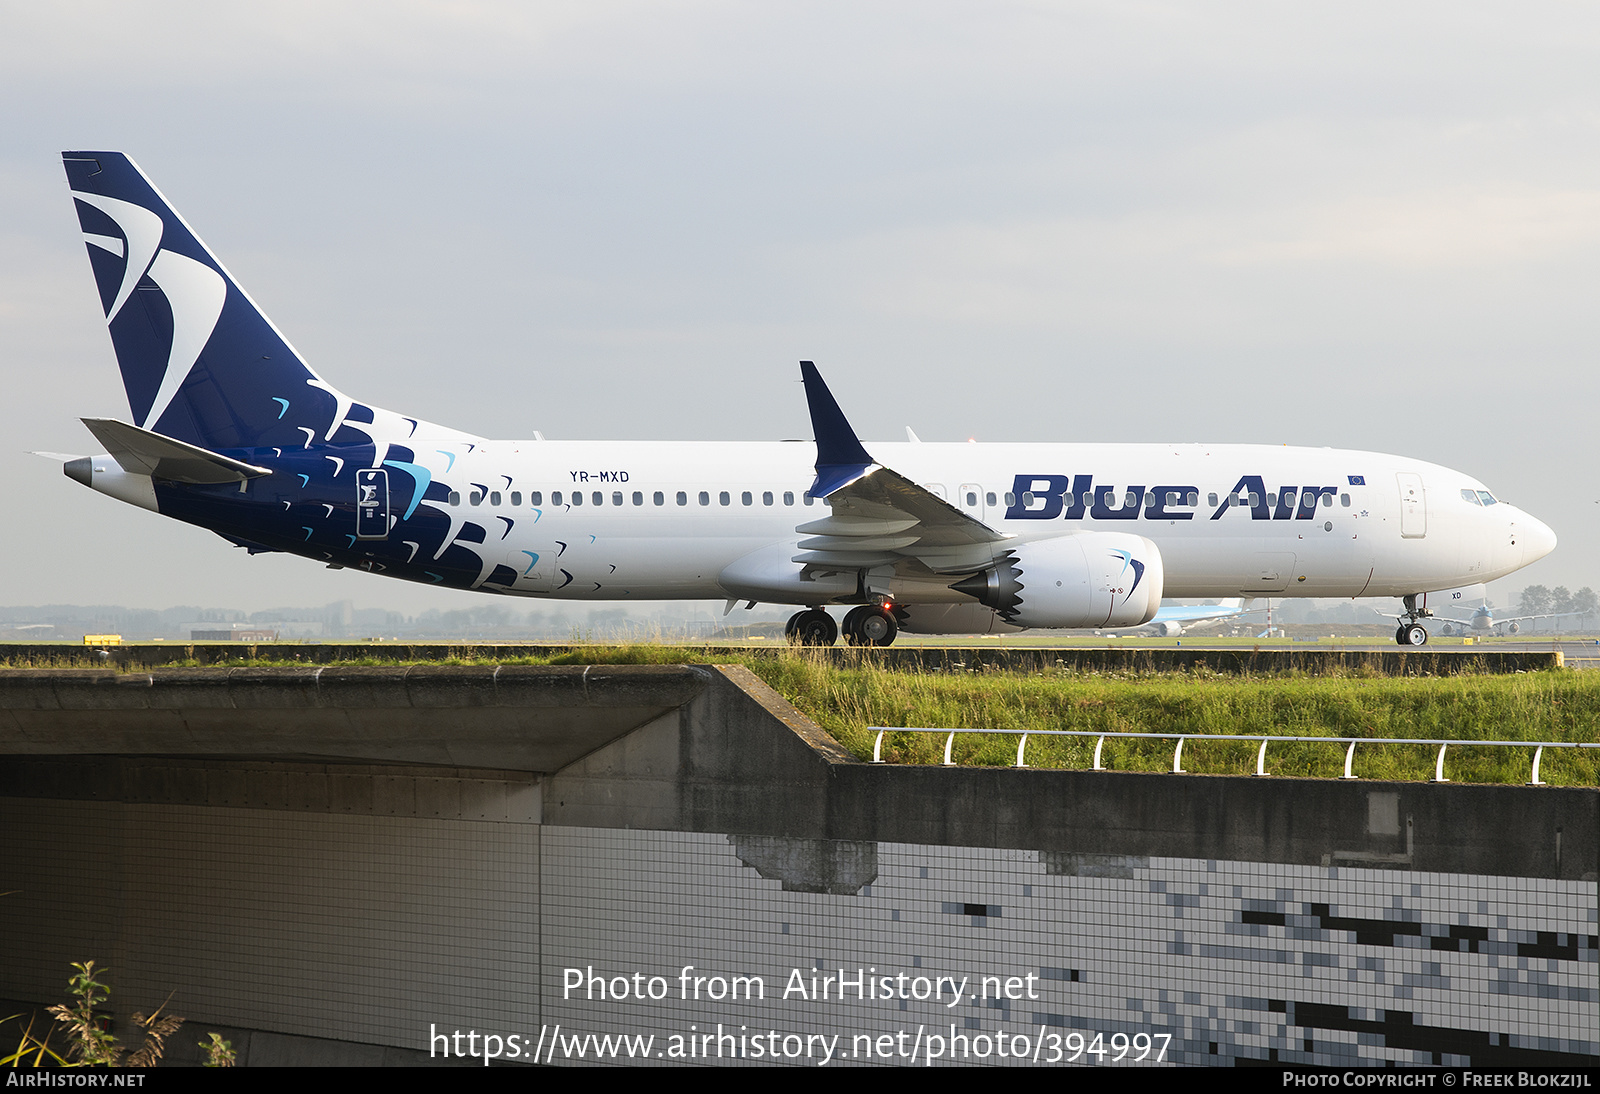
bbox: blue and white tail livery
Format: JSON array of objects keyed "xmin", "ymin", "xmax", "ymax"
[{"xmin": 55, "ymin": 152, "xmax": 1557, "ymax": 646}]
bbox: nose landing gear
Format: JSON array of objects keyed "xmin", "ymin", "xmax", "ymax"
[{"xmin": 1394, "ymin": 594, "xmax": 1432, "ymax": 645}]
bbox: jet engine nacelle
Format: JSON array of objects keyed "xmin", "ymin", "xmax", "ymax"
[
  {"xmin": 1155, "ymin": 620, "xmax": 1183, "ymax": 638},
  {"xmin": 952, "ymin": 532, "xmax": 1164, "ymax": 629}
]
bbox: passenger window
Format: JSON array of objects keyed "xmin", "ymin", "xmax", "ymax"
[
  {"xmin": 653, "ymin": 491, "xmax": 664, "ymax": 506},
  {"xmin": 490, "ymin": 491, "xmax": 502, "ymax": 506},
  {"xmin": 530, "ymin": 491, "xmax": 542, "ymax": 506},
  {"xmin": 612, "ymin": 491, "xmax": 623, "ymax": 506},
  {"xmin": 763, "ymin": 491, "xmax": 773, "ymax": 505},
  {"xmin": 783, "ymin": 491, "xmax": 794, "ymax": 505},
  {"xmin": 448, "ymin": 491, "xmax": 461, "ymax": 506},
  {"xmin": 571, "ymin": 491, "xmax": 582, "ymax": 506},
  {"xmin": 632, "ymin": 491, "xmax": 643, "ymax": 505},
  {"xmin": 1005, "ymin": 492, "xmax": 1017, "ymax": 506},
  {"xmin": 593, "ymin": 492, "xmax": 603, "ymax": 506},
  {"xmin": 1248, "ymin": 493, "xmax": 1260, "ymax": 507},
  {"xmin": 677, "ymin": 491, "xmax": 688, "ymax": 506},
  {"xmin": 1187, "ymin": 491, "xmax": 1198, "ymax": 506},
  {"xmin": 470, "ymin": 491, "xmax": 483, "ymax": 505},
  {"xmin": 741, "ymin": 491, "xmax": 752, "ymax": 506},
  {"xmin": 1125, "ymin": 491, "xmax": 1137, "ymax": 508},
  {"xmin": 1266, "ymin": 493, "xmax": 1276, "ymax": 507},
  {"xmin": 1340, "ymin": 493, "xmax": 1350, "ymax": 507},
  {"xmin": 1321, "ymin": 492, "xmax": 1332, "ymax": 507},
  {"xmin": 966, "ymin": 492, "xmax": 978, "ymax": 506},
  {"xmin": 698, "ymin": 491, "xmax": 710, "ymax": 505},
  {"xmin": 986, "ymin": 492, "xmax": 996, "ymax": 506},
  {"xmin": 720, "ymin": 491, "xmax": 731, "ymax": 506},
  {"xmin": 803, "ymin": 493, "xmax": 815, "ymax": 506},
  {"xmin": 1208, "ymin": 493, "xmax": 1218, "ymax": 507},
  {"xmin": 510, "ymin": 491, "xmax": 521, "ymax": 506}
]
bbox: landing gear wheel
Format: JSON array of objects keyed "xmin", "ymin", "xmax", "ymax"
[
  {"xmin": 1396, "ymin": 625, "xmax": 1409, "ymax": 645},
  {"xmin": 1405, "ymin": 624, "xmax": 1429, "ymax": 646},
  {"xmin": 842, "ymin": 605, "xmax": 899, "ymax": 647},
  {"xmin": 784, "ymin": 611, "xmax": 804, "ymax": 642},
  {"xmin": 841, "ymin": 606, "xmax": 871, "ymax": 646},
  {"xmin": 792, "ymin": 609, "xmax": 838, "ymax": 647},
  {"xmin": 860, "ymin": 608, "xmax": 897, "ymax": 647}
]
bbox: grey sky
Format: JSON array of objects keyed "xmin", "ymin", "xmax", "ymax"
[{"xmin": 3, "ymin": 2, "xmax": 1597, "ymax": 613}]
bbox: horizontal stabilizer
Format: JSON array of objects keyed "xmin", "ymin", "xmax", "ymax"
[{"xmin": 80, "ymin": 417, "xmax": 271, "ymax": 484}]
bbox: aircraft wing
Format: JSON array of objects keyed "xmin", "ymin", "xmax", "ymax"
[{"xmin": 795, "ymin": 361, "xmax": 1009, "ymax": 576}]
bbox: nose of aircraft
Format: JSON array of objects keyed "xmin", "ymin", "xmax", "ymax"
[{"xmin": 1518, "ymin": 511, "xmax": 1558, "ymax": 564}]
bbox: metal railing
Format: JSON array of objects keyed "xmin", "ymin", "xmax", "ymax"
[{"xmin": 867, "ymin": 727, "xmax": 1598, "ymax": 785}]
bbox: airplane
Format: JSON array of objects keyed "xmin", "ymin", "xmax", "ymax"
[
  {"xmin": 1138, "ymin": 598, "xmax": 1256, "ymax": 637},
  {"xmin": 51, "ymin": 152, "xmax": 1558, "ymax": 648},
  {"xmin": 1075, "ymin": 599, "xmax": 1258, "ymax": 639},
  {"xmin": 1365, "ymin": 585, "xmax": 1578, "ymax": 637},
  {"xmin": 1420, "ymin": 603, "xmax": 1575, "ymax": 637}
]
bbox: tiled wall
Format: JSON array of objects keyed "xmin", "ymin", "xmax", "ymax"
[
  {"xmin": 2, "ymin": 790, "xmax": 1593, "ymax": 1066},
  {"xmin": 542, "ymin": 828, "xmax": 1597, "ymax": 1067}
]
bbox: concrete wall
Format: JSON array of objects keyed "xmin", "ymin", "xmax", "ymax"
[{"xmin": 0, "ymin": 665, "xmax": 1592, "ymax": 1067}]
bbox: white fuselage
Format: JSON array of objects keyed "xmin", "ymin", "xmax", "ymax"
[{"xmin": 399, "ymin": 437, "xmax": 1551, "ymax": 604}]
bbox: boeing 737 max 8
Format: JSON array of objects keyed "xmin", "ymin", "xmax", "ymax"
[{"xmin": 52, "ymin": 152, "xmax": 1557, "ymax": 646}]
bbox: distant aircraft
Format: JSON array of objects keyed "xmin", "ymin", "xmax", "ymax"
[
  {"xmin": 1377, "ymin": 585, "xmax": 1575, "ymax": 637},
  {"xmin": 1098, "ymin": 599, "xmax": 1257, "ymax": 638},
  {"xmin": 1429, "ymin": 605, "xmax": 1576, "ymax": 636},
  {"xmin": 51, "ymin": 151, "xmax": 1558, "ymax": 647}
]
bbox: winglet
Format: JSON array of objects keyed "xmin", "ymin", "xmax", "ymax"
[{"xmin": 800, "ymin": 361, "xmax": 875, "ymax": 498}]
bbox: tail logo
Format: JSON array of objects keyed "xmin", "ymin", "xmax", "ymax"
[{"xmin": 72, "ymin": 190, "xmax": 226, "ymax": 432}]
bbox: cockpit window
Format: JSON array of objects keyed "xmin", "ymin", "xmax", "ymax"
[
  {"xmin": 1477, "ymin": 491, "xmax": 1497, "ymax": 506},
  {"xmin": 1461, "ymin": 489, "xmax": 1482, "ymax": 506}
]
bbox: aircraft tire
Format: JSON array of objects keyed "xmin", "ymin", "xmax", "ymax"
[
  {"xmin": 1405, "ymin": 624, "xmax": 1429, "ymax": 646},
  {"xmin": 858, "ymin": 606, "xmax": 898, "ymax": 647},
  {"xmin": 795, "ymin": 609, "xmax": 838, "ymax": 647},
  {"xmin": 841, "ymin": 606, "xmax": 871, "ymax": 646},
  {"xmin": 1395, "ymin": 625, "xmax": 1410, "ymax": 645},
  {"xmin": 784, "ymin": 611, "xmax": 805, "ymax": 642}
]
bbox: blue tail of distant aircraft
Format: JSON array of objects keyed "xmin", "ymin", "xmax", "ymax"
[{"xmin": 62, "ymin": 151, "xmax": 352, "ymax": 452}]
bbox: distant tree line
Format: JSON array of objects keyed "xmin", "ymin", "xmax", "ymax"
[{"xmin": 1518, "ymin": 585, "xmax": 1599, "ymax": 625}]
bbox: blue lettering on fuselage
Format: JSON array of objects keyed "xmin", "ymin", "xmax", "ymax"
[{"xmin": 1004, "ymin": 474, "xmax": 1340, "ymax": 521}]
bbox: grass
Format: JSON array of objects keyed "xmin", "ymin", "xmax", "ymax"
[
  {"xmin": 1, "ymin": 645, "xmax": 1595, "ymax": 786},
  {"xmin": 748, "ymin": 656, "xmax": 1600, "ymax": 786}
]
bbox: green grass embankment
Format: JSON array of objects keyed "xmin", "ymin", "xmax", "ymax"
[
  {"xmin": 8, "ymin": 645, "xmax": 1595, "ymax": 785},
  {"xmin": 749, "ymin": 656, "xmax": 1599, "ymax": 786}
]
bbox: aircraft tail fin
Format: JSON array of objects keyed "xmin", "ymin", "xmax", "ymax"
[{"xmin": 62, "ymin": 152, "xmax": 354, "ymax": 453}]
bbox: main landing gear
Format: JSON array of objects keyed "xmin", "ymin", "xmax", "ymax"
[
  {"xmin": 1394, "ymin": 594, "xmax": 1431, "ymax": 646},
  {"xmin": 784, "ymin": 605, "xmax": 900, "ymax": 647},
  {"xmin": 785, "ymin": 609, "xmax": 837, "ymax": 646},
  {"xmin": 842, "ymin": 604, "xmax": 898, "ymax": 647}
]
